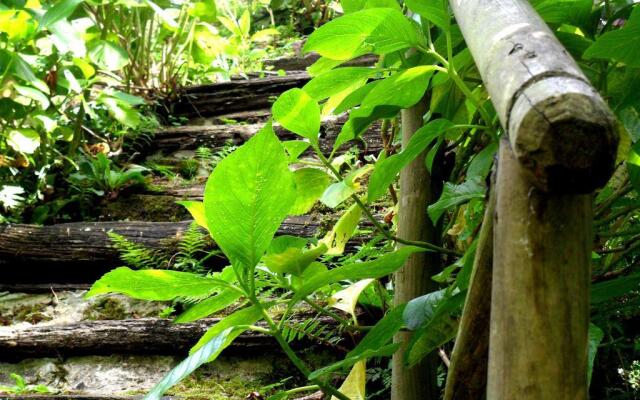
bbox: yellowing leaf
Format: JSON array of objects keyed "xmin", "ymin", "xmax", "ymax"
[
  {"xmin": 329, "ymin": 278, "xmax": 374, "ymax": 321},
  {"xmin": 331, "ymin": 361, "xmax": 366, "ymax": 400},
  {"xmin": 321, "ymin": 203, "xmax": 361, "ymax": 255},
  {"xmin": 177, "ymin": 201, "xmax": 208, "ymax": 231}
]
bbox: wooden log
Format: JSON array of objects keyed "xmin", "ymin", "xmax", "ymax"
[
  {"xmin": 163, "ymin": 73, "xmax": 310, "ymax": 119},
  {"xmin": 263, "ymin": 53, "xmax": 378, "ymax": 71},
  {"xmin": 391, "ymin": 101, "xmax": 439, "ymax": 400},
  {"xmin": 152, "ymin": 117, "xmax": 384, "ymax": 158},
  {"xmin": 0, "ymin": 217, "xmax": 323, "ymax": 282},
  {"xmin": 0, "ymin": 317, "xmax": 339, "ymax": 359},
  {"xmin": 443, "ymin": 172, "xmax": 496, "ymax": 400},
  {"xmin": 488, "ymin": 140, "xmax": 591, "ymax": 399},
  {"xmin": 450, "ymin": 0, "xmax": 617, "ymax": 193},
  {"xmin": 0, "ymin": 318, "xmax": 272, "ymax": 358}
]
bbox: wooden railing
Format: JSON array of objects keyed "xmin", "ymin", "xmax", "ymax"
[{"xmin": 444, "ymin": 1, "xmax": 618, "ymax": 399}]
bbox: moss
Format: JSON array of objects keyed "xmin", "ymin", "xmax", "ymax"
[
  {"xmin": 168, "ymin": 372, "xmax": 268, "ymax": 399},
  {"xmin": 98, "ymin": 194, "xmax": 190, "ymax": 221},
  {"xmin": 83, "ymin": 298, "xmax": 127, "ymax": 320},
  {"xmin": 0, "ymin": 303, "xmax": 52, "ymax": 325}
]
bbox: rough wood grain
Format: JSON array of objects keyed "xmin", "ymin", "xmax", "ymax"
[
  {"xmin": 391, "ymin": 101, "xmax": 439, "ymax": 400},
  {"xmin": 0, "ymin": 318, "xmax": 272, "ymax": 358},
  {"xmin": 163, "ymin": 73, "xmax": 310, "ymax": 119},
  {"xmin": 0, "ymin": 217, "xmax": 322, "ymax": 282},
  {"xmin": 443, "ymin": 174, "xmax": 496, "ymax": 400},
  {"xmin": 450, "ymin": 0, "xmax": 617, "ymax": 193},
  {"xmin": 152, "ymin": 116, "xmax": 383, "ymax": 157},
  {"xmin": 488, "ymin": 141, "xmax": 591, "ymax": 399}
]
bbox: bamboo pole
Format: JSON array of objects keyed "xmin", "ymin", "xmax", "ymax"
[
  {"xmin": 391, "ymin": 101, "xmax": 440, "ymax": 400},
  {"xmin": 489, "ymin": 140, "xmax": 592, "ymax": 399},
  {"xmin": 449, "ymin": 0, "xmax": 617, "ymax": 193}
]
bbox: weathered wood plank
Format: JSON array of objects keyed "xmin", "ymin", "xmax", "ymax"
[
  {"xmin": 163, "ymin": 73, "xmax": 310, "ymax": 119},
  {"xmin": 450, "ymin": 0, "xmax": 617, "ymax": 193},
  {"xmin": 0, "ymin": 318, "xmax": 273, "ymax": 358}
]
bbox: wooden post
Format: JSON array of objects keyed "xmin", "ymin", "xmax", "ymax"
[
  {"xmin": 446, "ymin": 1, "xmax": 618, "ymax": 398},
  {"xmin": 391, "ymin": 101, "xmax": 439, "ymax": 400},
  {"xmin": 490, "ymin": 140, "xmax": 592, "ymax": 398}
]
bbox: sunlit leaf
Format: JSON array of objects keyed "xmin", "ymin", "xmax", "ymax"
[
  {"xmin": 272, "ymin": 89, "xmax": 321, "ymax": 144},
  {"xmin": 331, "ymin": 361, "xmax": 366, "ymax": 400},
  {"xmin": 320, "ymin": 203, "xmax": 362, "ymax": 255},
  {"xmin": 7, "ymin": 129, "xmax": 40, "ymax": 154},
  {"xmin": 329, "ymin": 278, "xmax": 374, "ymax": 320},
  {"xmin": 177, "ymin": 201, "xmax": 208, "ymax": 230},
  {"xmin": 89, "ymin": 40, "xmax": 130, "ymax": 71},
  {"xmin": 290, "ymin": 168, "xmax": 331, "ymax": 215}
]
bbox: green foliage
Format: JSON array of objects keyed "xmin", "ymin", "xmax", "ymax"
[
  {"xmin": 108, "ymin": 232, "xmax": 168, "ymax": 270},
  {"xmin": 0, "ymin": 373, "xmax": 51, "ymax": 394}
]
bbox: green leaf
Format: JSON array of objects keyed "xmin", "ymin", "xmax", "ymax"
[
  {"xmin": 204, "ymin": 122, "xmax": 296, "ymax": 269},
  {"xmin": 13, "ymin": 85, "xmax": 49, "ymax": 109},
  {"xmin": 0, "ymin": 10, "xmax": 37, "ymax": 42},
  {"xmin": 89, "ymin": 40, "xmax": 130, "ymax": 71},
  {"xmin": 533, "ymin": 0, "xmax": 592, "ymax": 26},
  {"xmin": 628, "ymin": 141, "xmax": 640, "ymax": 192},
  {"xmin": 404, "ymin": 290, "xmax": 464, "ymax": 366},
  {"xmin": 272, "ymin": 89, "xmax": 321, "ymax": 144},
  {"xmin": 191, "ymin": 305, "xmax": 264, "ymax": 353},
  {"xmin": 283, "ymin": 140, "xmax": 310, "ymax": 162},
  {"xmin": 290, "ymin": 168, "xmax": 331, "ymax": 215},
  {"xmin": 99, "ymin": 97, "xmax": 141, "ymax": 128},
  {"xmin": 428, "ymin": 177, "xmax": 485, "ymax": 224},
  {"xmin": 174, "ymin": 289, "xmax": 242, "ymax": 323},
  {"xmin": 368, "ymin": 119, "xmax": 452, "ymax": 202},
  {"xmin": 177, "ymin": 201, "xmax": 208, "ymax": 230},
  {"xmin": 293, "ymin": 246, "xmax": 423, "ymax": 301},
  {"xmin": 591, "ymin": 272, "xmax": 640, "ymax": 304},
  {"xmin": 189, "ymin": 1, "xmax": 217, "ymax": 22},
  {"xmin": 321, "ymin": 182, "xmax": 355, "ymax": 208},
  {"xmin": 309, "ymin": 343, "xmax": 399, "ymax": 380},
  {"xmin": 263, "ymin": 243, "xmax": 328, "ymax": 275},
  {"xmin": 7, "ymin": 129, "xmax": 40, "ymax": 154},
  {"xmin": 405, "ymin": 0, "xmax": 449, "ymax": 29},
  {"xmin": 303, "ymin": 8, "xmax": 424, "ymax": 61},
  {"xmin": 40, "ymin": 0, "xmax": 84, "ymax": 29},
  {"xmin": 588, "ymin": 323, "xmax": 604, "ymax": 386},
  {"xmin": 144, "ymin": 327, "xmax": 237, "ymax": 399},
  {"xmin": 303, "ymin": 67, "xmax": 379, "ymax": 101},
  {"xmin": 320, "ymin": 202, "xmax": 362, "ymax": 255},
  {"xmin": 335, "ymin": 66, "xmax": 436, "ymax": 149},
  {"xmin": 584, "ymin": 7, "xmax": 640, "ymax": 67},
  {"xmin": 8, "ymin": 52, "xmax": 49, "ymax": 93},
  {"xmin": 467, "ymin": 142, "xmax": 497, "ymax": 181},
  {"xmin": 86, "ymin": 267, "xmax": 224, "ymax": 301}
]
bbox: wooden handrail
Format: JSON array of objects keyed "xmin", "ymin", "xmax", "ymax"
[{"xmin": 450, "ymin": 0, "xmax": 617, "ymax": 193}]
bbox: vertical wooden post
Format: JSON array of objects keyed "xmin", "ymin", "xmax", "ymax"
[
  {"xmin": 489, "ymin": 140, "xmax": 592, "ymax": 398},
  {"xmin": 391, "ymin": 101, "xmax": 439, "ymax": 400}
]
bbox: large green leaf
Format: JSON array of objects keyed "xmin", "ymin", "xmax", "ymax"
[
  {"xmin": 591, "ymin": 272, "xmax": 640, "ymax": 304},
  {"xmin": 368, "ymin": 119, "xmax": 452, "ymax": 202},
  {"xmin": 204, "ymin": 122, "xmax": 295, "ymax": 270},
  {"xmin": 86, "ymin": 267, "xmax": 224, "ymax": 301},
  {"xmin": 174, "ymin": 289, "xmax": 242, "ymax": 323},
  {"xmin": 303, "ymin": 67, "xmax": 379, "ymax": 101},
  {"xmin": 89, "ymin": 41, "xmax": 130, "ymax": 71},
  {"xmin": 263, "ymin": 243, "xmax": 328, "ymax": 276},
  {"xmin": 144, "ymin": 327, "xmax": 237, "ymax": 399},
  {"xmin": 293, "ymin": 246, "xmax": 423, "ymax": 301},
  {"xmin": 303, "ymin": 8, "xmax": 424, "ymax": 61},
  {"xmin": 272, "ymin": 89, "xmax": 321, "ymax": 144},
  {"xmin": 588, "ymin": 323, "xmax": 604, "ymax": 386},
  {"xmin": 0, "ymin": 10, "xmax": 37, "ymax": 42},
  {"xmin": 176, "ymin": 201, "xmax": 208, "ymax": 230},
  {"xmin": 427, "ymin": 177, "xmax": 485, "ymax": 224},
  {"xmin": 290, "ymin": 168, "xmax": 331, "ymax": 215},
  {"xmin": 533, "ymin": 0, "xmax": 592, "ymax": 26},
  {"xmin": 584, "ymin": 6, "xmax": 640, "ymax": 67},
  {"xmin": 191, "ymin": 305, "xmax": 264, "ymax": 352},
  {"xmin": 40, "ymin": 0, "xmax": 84, "ymax": 29},
  {"xmin": 404, "ymin": 0, "xmax": 449, "ymax": 29},
  {"xmin": 335, "ymin": 66, "xmax": 435, "ymax": 149},
  {"xmin": 404, "ymin": 290, "xmax": 464, "ymax": 366}
]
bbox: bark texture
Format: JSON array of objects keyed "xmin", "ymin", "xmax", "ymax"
[
  {"xmin": 488, "ymin": 141, "xmax": 591, "ymax": 399},
  {"xmin": 162, "ymin": 74, "xmax": 310, "ymax": 119},
  {"xmin": 443, "ymin": 175, "xmax": 496, "ymax": 400},
  {"xmin": 391, "ymin": 101, "xmax": 439, "ymax": 400},
  {"xmin": 152, "ymin": 116, "xmax": 383, "ymax": 157},
  {"xmin": 0, "ymin": 318, "xmax": 271, "ymax": 358},
  {"xmin": 450, "ymin": 0, "xmax": 617, "ymax": 193}
]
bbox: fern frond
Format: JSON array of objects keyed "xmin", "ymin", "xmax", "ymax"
[
  {"xmin": 281, "ymin": 317, "xmax": 342, "ymax": 347},
  {"xmin": 108, "ymin": 231, "xmax": 168, "ymax": 269}
]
